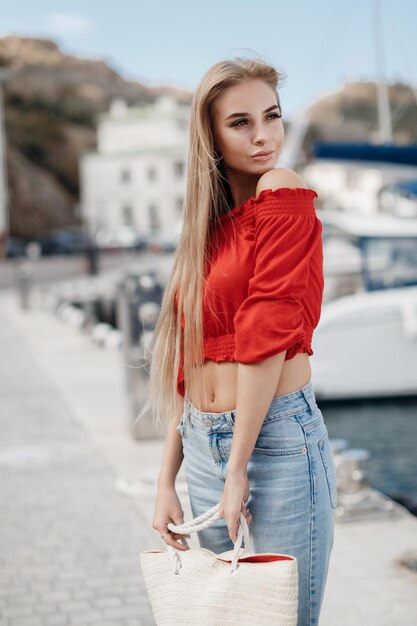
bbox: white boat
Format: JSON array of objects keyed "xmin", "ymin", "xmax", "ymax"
[{"xmin": 311, "ymin": 210, "xmax": 417, "ymax": 400}]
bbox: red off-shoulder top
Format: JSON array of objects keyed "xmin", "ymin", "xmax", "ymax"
[{"xmin": 175, "ymin": 187, "xmax": 324, "ymax": 397}]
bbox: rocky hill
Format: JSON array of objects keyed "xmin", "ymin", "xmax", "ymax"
[
  {"xmin": 304, "ymin": 79, "xmax": 417, "ymax": 147},
  {"xmin": 1, "ymin": 35, "xmax": 416, "ymax": 238},
  {"xmin": 0, "ymin": 35, "xmax": 192, "ymax": 238}
]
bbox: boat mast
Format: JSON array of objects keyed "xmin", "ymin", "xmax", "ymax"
[
  {"xmin": 0, "ymin": 69, "xmax": 9, "ymax": 248},
  {"xmin": 372, "ymin": 0, "xmax": 393, "ymax": 143}
]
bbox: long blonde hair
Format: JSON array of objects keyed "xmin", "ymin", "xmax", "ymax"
[{"xmin": 136, "ymin": 54, "xmax": 286, "ymax": 433}]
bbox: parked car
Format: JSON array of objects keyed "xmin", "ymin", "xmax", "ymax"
[
  {"xmin": 95, "ymin": 227, "xmax": 151, "ymax": 252},
  {"xmin": 5, "ymin": 229, "xmax": 92, "ymax": 258},
  {"xmin": 5, "ymin": 237, "xmax": 31, "ymax": 258},
  {"xmin": 146, "ymin": 232, "xmax": 178, "ymax": 253},
  {"xmin": 133, "ymin": 233, "xmax": 151, "ymax": 252},
  {"xmin": 39, "ymin": 229, "xmax": 93, "ymax": 255},
  {"xmin": 95, "ymin": 226, "xmax": 136, "ymax": 250}
]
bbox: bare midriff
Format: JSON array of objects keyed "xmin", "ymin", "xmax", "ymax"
[{"xmin": 187, "ymin": 352, "xmax": 312, "ymax": 412}]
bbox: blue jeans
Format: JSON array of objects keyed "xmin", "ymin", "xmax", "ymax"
[{"xmin": 176, "ymin": 380, "xmax": 336, "ymax": 626}]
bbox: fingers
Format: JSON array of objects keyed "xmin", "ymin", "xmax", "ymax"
[
  {"xmin": 154, "ymin": 521, "xmax": 191, "ymax": 551},
  {"xmin": 228, "ymin": 503, "xmax": 252, "ymax": 543},
  {"xmin": 229, "ymin": 519, "xmax": 240, "ymax": 544},
  {"xmin": 160, "ymin": 528, "xmax": 190, "ymax": 551},
  {"xmin": 163, "ymin": 532, "xmax": 190, "ymax": 551},
  {"xmin": 241, "ymin": 499, "xmax": 252, "ymax": 525}
]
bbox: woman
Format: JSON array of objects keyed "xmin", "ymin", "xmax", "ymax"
[{"xmin": 142, "ymin": 56, "xmax": 337, "ymax": 625}]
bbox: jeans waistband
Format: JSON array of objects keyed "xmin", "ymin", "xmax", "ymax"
[{"xmin": 183, "ymin": 380, "xmax": 318, "ymax": 431}]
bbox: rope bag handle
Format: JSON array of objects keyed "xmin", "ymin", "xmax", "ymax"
[{"xmin": 166, "ymin": 501, "xmax": 251, "ymax": 575}]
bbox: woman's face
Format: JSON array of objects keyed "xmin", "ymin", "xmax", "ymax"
[{"xmin": 211, "ymin": 79, "xmax": 284, "ymax": 175}]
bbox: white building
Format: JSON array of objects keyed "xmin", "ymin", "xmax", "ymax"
[{"xmin": 79, "ymin": 95, "xmax": 190, "ymax": 237}]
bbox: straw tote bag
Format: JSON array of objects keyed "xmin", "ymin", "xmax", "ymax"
[{"xmin": 140, "ymin": 501, "xmax": 298, "ymax": 625}]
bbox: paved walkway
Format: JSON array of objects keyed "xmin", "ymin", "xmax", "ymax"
[
  {"xmin": 1, "ymin": 285, "xmax": 417, "ymax": 625},
  {"xmin": 0, "ymin": 288, "xmax": 160, "ymax": 626}
]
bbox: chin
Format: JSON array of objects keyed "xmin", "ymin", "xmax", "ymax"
[{"xmin": 250, "ymin": 162, "xmax": 276, "ymax": 172}]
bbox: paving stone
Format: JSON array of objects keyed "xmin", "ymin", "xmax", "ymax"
[{"xmin": 0, "ymin": 302, "xmax": 155, "ymax": 625}]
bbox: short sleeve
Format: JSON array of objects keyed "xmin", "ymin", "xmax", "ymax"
[{"xmin": 233, "ymin": 188, "xmax": 322, "ymax": 362}]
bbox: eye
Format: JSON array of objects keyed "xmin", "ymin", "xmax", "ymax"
[
  {"xmin": 231, "ymin": 118, "xmax": 248, "ymax": 127},
  {"xmin": 231, "ymin": 111, "xmax": 282, "ymax": 128}
]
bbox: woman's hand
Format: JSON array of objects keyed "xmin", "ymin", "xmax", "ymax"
[
  {"xmin": 152, "ymin": 485, "xmax": 191, "ymax": 551},
  {"xmin": 219, "ymin": 468, "xmax": 252, "ymax": 543}
]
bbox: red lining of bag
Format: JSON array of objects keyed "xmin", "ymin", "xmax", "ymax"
[
  {"xmin": 217, "ymin": 554, "xmax": 295, "ymax": 563},
  {"xmin": 142, "ymin": 550, "xmax": 295, "ymax": 562}
]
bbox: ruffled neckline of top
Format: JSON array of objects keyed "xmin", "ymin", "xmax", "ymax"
[{"xmin": 218, "ymin": 187, "xmax": 318, "ymax": 223}]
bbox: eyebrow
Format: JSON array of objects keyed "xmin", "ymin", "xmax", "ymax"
[{"xmin": 225, "ymin": 103, "xmax": 280, "ymax": 121}]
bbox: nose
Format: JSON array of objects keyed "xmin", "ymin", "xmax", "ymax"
[{"xmin": 251, "ymin": 121, "xmax": 269, "ymax": 145}]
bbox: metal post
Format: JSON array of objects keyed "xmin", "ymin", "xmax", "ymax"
[
  {"xmin": 335, "ymin": 448, "xmax": 398, "ymax": 521},
  {"xmin": 0, "ymin": 69, "xmax": 10, "ymax": 256},
  {"xmin": 116, "ymin": 272, "xmax": 161, "ymax": 439},
  {"xmin": 116, "ymin": 275, "xmax": 138, "ymax": 437},
  {"xmin": 85, "ymin": 241, "xmax": 99, "ymax": 276},
  {"xmin": 15, "ymin": 241, "xmax": 40, "ymax": 310},
  {"xmin": 16, "ymin": 260, "xmax": 33, "ymax": 310}
]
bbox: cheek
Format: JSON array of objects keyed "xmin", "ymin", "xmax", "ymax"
[
  {"xmin": 224, "ymin": 132, "xmax": 248, "ymax": 159},
  {"xmin": 219, "ymin": 127, "xmax": 242, "ymax": 148}
]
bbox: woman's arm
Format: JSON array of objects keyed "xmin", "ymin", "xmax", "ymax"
[
  {"xmin": 154, "ymin": 409, "xmax": 191, "ymax": 551},
  {"xmin": 220, "ymin": 355, "xmax": 286, "ymax": 542},
  {"xmin": 228, "ymin": 168, "xmax": 318, "ymax": 474},
  {"xmin": 157, "ymin": 409, "xmax": 184, "ymax": 488},
  {"xmin": 228, "ymin": 353, "xmax": 286, "ymax": 475}
]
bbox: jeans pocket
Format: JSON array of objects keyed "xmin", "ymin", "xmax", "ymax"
[
  {"xmin": 253, "ymin": 441, "xmax": 308, "ymax": 456},
  {"xmin": 252, "ymin": 414, "xmax": 308, "ymax": 457},
  {"xmin": 318, "ymin": 433, "xmax": 338, "ymax": 509}
]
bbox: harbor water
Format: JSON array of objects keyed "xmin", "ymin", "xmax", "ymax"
[{"xmin": 322, "ymin": 395, "xmax": 417, "ymax": 503}]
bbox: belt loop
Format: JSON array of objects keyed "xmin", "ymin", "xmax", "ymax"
[
  {"xmin": 184, "ymin": 393, "xmax": 193, "ymax": 432},
  {"xmin": 180, "ymin": 393, "xmax": 188, "ymax": 437},
  {"xmin": 301, "ymin": 383, "xmax": 316, "ymax": 413}
]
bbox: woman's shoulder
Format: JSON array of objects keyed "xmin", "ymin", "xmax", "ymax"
[
  {"xmin": 215, "ymin": 168, "xmax": 317, "ymax": 228},
  {"xmin": 252, "ymin": 168, "xmax": 318, "ymax": 220},
  {"xmin": 255, "ymin": 167, "xmax": 310, "ymax": 197}
]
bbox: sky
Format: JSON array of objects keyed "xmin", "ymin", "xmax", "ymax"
[{"xmin": 1, "ymin": 0, "xmax": 416, "ymax": 118}]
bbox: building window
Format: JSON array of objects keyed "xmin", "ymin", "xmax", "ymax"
[
  {"xmin": 121, "ymin": 168, "xmax": 131, "ymax": 183},
  {"xmin": 149, "ymin": 204, "xmax": 161, "ymax": 232},
  {"xmin": 176, "ymin": 197, "xmax": 184, "ymax": 214},
  {"xmin": 148, "ymin": 166, "xmax": 157, "ymax": 181},
  {"xmin": 123, "ymin": 204, "xmax": 134, "ymax": 227},
  {"xmin": 174, "ymin": 161, "xmax": 184, "ymax": 177},
  {"xmin": 95, "ymin": 201, "xmax": 106, "ymax": 230}
]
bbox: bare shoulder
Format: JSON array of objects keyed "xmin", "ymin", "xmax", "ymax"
[{"xmin": 255, "ymin": 167, "xmax": 309, "ymax": 197}]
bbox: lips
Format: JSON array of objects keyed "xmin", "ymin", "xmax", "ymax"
[
  {"xmin": 251, "ymin": 150, "xmax": 275, "ymax": 161},
  {"xmin": 252, "ymin": 150, "xmax": 274, "ymax": 157}
]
